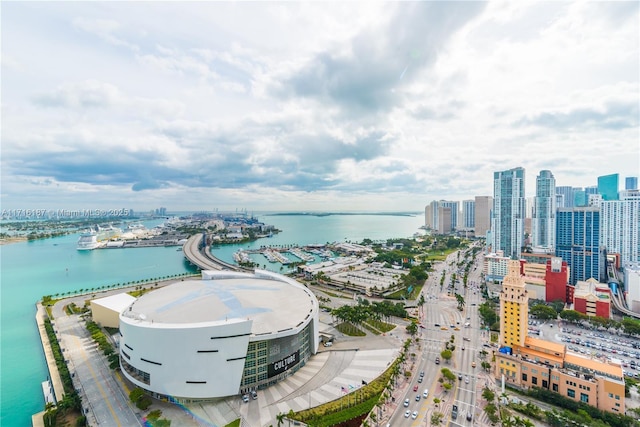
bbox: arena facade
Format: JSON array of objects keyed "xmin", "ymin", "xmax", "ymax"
[{"xmin": 119, "ymin": 269, "xmax": 319, "ymax": 402}]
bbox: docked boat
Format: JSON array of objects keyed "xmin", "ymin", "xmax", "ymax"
[{"xmin": 77, "ymin": 225, "xmax": 122, "ymax": 250}]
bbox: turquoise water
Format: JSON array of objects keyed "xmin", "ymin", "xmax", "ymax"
[{"xmin": 0, "ymin": 213, "xmax": 423, "ymax": 426}]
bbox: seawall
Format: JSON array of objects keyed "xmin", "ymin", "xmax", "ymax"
[{"xmin": 33, "ymin": 303, "xmax": 65, "ymax": 425}]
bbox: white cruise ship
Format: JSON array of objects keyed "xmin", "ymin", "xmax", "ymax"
[{"xmin": 77, "ymin": 225, "xmax": 122, "ymax": 250}]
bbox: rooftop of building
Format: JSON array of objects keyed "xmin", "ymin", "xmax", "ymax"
[
  {"xmin": 574, "ymin": 278, "xmax": 611, "ymax": 299},
  {"xmin": 121, "ymin": 270, "xmax": 316, "ymax": 335},
  {"xmin": 91, "ymin": 292, "xmax": 137, "ymax": 311},
  {"xmin": 564, "ymin": 352, "xmax": 624, "ymax": 381},
  {"xmin": 524, "ymin": 336, "xmax": 566, "ymax": 356}
]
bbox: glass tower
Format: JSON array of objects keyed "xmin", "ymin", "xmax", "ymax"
[
  {"xmin": 556, "ymin": 186, "xmax": 574, "ymax": 208},
  {"xmin": 555, "ymin": 207, "xmax": 602, "ymax": 285},
  {"xmin": 597, "ymin": 174, "xmax": 619, "ymax": 201},
  {"xmin": 532, "ymin": 170, "xmax": 556, "ymax": 248},
  {"xmin": 492, "ymin": 167, "xmax": 526, "ymax": 258}
]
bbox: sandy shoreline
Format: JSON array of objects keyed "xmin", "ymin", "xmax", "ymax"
[{"xmin": 0, "ymin": 237, "xmax": 28, "ymax": 245}]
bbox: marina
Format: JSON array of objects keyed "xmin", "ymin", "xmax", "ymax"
[
  {"xmin": 233, "ymin": 245, "xmax": 333, "ymax": 266},
  {"xmin": 1, "ymin": 213, "xmax": 424, "ymax": 426}
]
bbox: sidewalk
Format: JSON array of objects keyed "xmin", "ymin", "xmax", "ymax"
[{"xmin": 34, "ymin": 303, "xmax": 65, "ymax": 404}]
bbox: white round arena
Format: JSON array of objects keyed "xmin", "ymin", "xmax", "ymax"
[{"xmin": 119, "ymin": 269, "xmax": 319, "ymax": 402}]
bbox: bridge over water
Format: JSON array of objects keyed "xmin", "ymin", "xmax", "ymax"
[{"xmin": 182, "ymin": 234, "xmax": 240, "ymax": 271}]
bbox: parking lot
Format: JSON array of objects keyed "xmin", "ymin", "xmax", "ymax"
[{"xmin": 537, "ymin": 319, "xmax": 640, "ymax": 381}]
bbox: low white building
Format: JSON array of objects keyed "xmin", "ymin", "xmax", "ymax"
[{"xmin": 90, "ymin": 293, "xmax": 137, "ymax": 328}]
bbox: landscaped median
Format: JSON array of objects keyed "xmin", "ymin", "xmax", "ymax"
[{"xmin": 288, "ymin": 341, "xmax": 409, "ymax": 427}]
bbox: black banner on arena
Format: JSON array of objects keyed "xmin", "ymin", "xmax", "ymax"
[{"xmin": 268, "ymin": 350, "xmax": 299, "ymax": 377}]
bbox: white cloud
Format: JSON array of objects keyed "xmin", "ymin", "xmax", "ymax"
[{"xmin": 1, "ymin": 1, "xmax": 638, "ymax": 211}]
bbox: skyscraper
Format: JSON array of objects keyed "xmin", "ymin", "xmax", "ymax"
[
  {"xmin": 626, "ymin": 176, "xmax": 638, "ymax": 191},
  {"xmin": 462, "ymin": 200, "xmax": 475, "ymax": 229},
  {"xmin": 556, "ymin": 186, "xmax": 574, "ymax": 208},
  {"xmin": 556, "ymin": 207, "xmax": 603, "ymax": 285},
  {"xmin": 597, "ymin": 173, "xmax": 619, "ymax": 201},
  {"xmin": 532, "ymin": 170, "xmax": 556, "ymax": 249},
  {"xmin": 600, "ymin": 190, "xmax": 640, "ymax": 266},
  {"xmin": 437, "ymin": 206, "xmax": 452, "ymax": 234},
  {"xmin": 492, "ymin": 167, "xmax": 526, "ymax": 258},
  {"xmin": 424, "ymin": 200, "xmax": 439, "ymax": 229},
  {"xmin": 474, "ymin": 196, "xmax": 492, "ymax": 238},
  {"xmin": 440, "ymin": 201, "xmax": 459, "ymax": 231}
]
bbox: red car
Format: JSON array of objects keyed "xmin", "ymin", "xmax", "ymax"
[{"xmin": 413, "ymin": 384, "xmax": 419, "ymax": 392}]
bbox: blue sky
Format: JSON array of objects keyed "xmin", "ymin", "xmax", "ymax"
[{"xmin": 2, "ymin": 2, "xmax": 638, "ymax": 212}]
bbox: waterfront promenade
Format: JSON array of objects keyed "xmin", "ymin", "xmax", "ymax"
[{"xmin": 31, "ymin": 304, "xmax": 65, "ymax": 427}]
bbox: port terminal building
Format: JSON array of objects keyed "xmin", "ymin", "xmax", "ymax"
[{"xmin": 118, "ymin": 270, "xmax": 319, "ymax": 403}]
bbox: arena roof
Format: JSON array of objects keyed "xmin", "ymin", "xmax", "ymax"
[{"xmin": 122, "ymin": 271, "xmax": 316, "ymax": 335}]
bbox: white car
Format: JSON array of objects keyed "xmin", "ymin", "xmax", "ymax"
[
  {"xmin": 412, "ymin": 411, "xmax": 418, "ymax": 420},
  {"xmin": 405, "ymin": 410, "xmax": 411, "ymax": 418},
  {"xmin": 465, "ymin": 376, "xmax": 470, "ymax": 384},
  {"xmin": 423, "ymin": 389, "xmax": 429, "ymax": 398}
]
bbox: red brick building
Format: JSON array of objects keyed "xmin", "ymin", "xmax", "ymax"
[{"xmin": 573, "ymin": 278, "xmax": 611, "ymax": 319}]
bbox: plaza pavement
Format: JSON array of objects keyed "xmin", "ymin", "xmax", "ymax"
[{"xmin": 154, "ymin": 332, "xmax": 404, "ymax": 427}]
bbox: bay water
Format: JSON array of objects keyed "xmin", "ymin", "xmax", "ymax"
[{"xmin": 0, "ymin": 213, "xmax": 423, "ymax": 426}]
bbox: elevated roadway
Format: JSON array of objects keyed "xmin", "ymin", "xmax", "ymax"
[
  {"xmin": 182, "ymin": 234, "xmax": 240, "ymax": 271},
  {"xmin": 607, "ymin": 263, "xmax": 640, "ymax": 319}
]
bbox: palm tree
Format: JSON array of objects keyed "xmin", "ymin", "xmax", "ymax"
[
  {"xmin": 519, "ymin": 418, "xmax": 535, "ymax": 427},
  {"xmin": 276, "ymin": 412, "xmax": 285, "ymax": 427}
]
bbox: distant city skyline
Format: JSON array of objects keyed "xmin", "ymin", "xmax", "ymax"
[{"xmin": 2, "ymin": 2, "xmax": 638, "ymax": 212}]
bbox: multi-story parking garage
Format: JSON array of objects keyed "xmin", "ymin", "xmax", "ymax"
[{"xmin": 119, "ymin": 269, "xmax": 319, "ymax": 403}]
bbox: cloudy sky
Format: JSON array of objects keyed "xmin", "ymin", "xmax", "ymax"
[{"xmin": 2, "ymin": 1, "xmax": 638, "ymax": 213}]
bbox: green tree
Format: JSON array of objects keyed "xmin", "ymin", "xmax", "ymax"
[
  {"xmin": 406, "ymin": 321, "xmax": 418, "ymax": 338},
  {"xmin": 622, "ymin": 318, "xmax": 640, "ymax": 336},
  {"xmin": 482, "ymin": 387, "xmax": 495, "ymax": 402},
  {"xmin": 559, "ymin": 310, "xmax": 586, "ymax": 323},
  {"xmin": 440, "ymin": 349, "xmax": 453, "ymax": 363},
  {"xmin": 550, "ymin": 299, "xmax": 565, "ymax": 315},
  {"xmin": 430, "ymin": 412, "xmax": 443, "ymax": 425},
  {"xmin": 530, "ymin": 304, "xmax": 557, "ymax": 320}
]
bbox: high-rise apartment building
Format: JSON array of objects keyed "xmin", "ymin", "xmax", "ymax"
[
  {"xmin": 585, "ymin": 186, "xmax": 598, "ymax": 196},
  {"xmin": 556, "ymin": 207, "xmax": 603, "ymax": 285},
  {"xmin": 491, "ymin": 167, "xmax": 526, "ymax": 258},
  {"xmin": 437, "ymin": 206, "xmax": 452, "ymax": 235},
  {"xmin": 532, "ymin": 170, "xmax": 556, "ymax": 249},
  {"xmin": 626, "ymin": 177, "xmax": 638, "ymax": 191},
  {"xmin": 474, "ymin": 196, "xmax": 492, "ymax": 238},
  {"xmin": 556, "ymin": 186, "xmax": 574, "ymax": 208},
  {"xmin": 425, "ymin": 200, "xmax": 455, "ymax": 234},
  {"xmin": 440, "ymin": 201, "xmax": 459, "ymax": 231},
  {"xmin": 600, "ymin": 190, "xmax": 640, "ymax": 266},
  {"xmin": 598, "ymin": 173, "xmax": 619, "ymax": 201},
  {"xmin": 461, "ymin": 200, "xmax": 475, "ymax": 229},
  {"xmin": 424, "ymin": 200, "xmax": 439, "ymax": 229}
]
